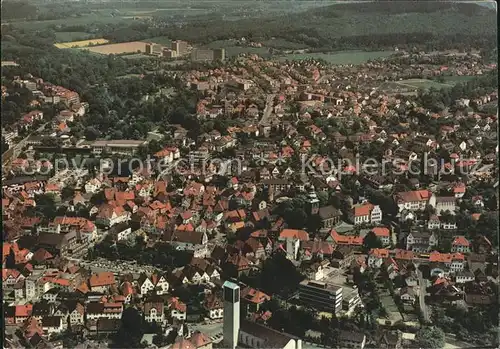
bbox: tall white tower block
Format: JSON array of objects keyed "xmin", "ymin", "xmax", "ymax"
[{"xmin": 223, "ymin": 281, "xmax": 240, "ymax": 349}]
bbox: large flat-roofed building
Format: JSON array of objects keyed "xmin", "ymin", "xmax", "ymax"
[
  {"xmin": 191, "ymin": 49, "xmax": 215, "ymax": 62},
  {"xmin": 85, "ymin": 140, "xmax": 147, "ymax": 156},
  {"xmin": 171, "ymin": 40, "xmax": 188, "ymax": 55},
  {"xmin": 342, "ymin": 286, "xmax": 362, "ymax": 312},
  {"xmin": 213, "ymin": 48, "xmax": 226, "ymax": 61},
  {"xmin": 145, "ymin": 43, "xmax": 163, "ymax": 55},
  {"xmin": 298, "ymin": 279, "xmax": 343, "ymax": 313},
  {"xmin": 162, "ymin": 48, "xmax": 177, "ymax": 59},
  {"xmin": 239, "ymin": 319, "xmax": 302, "ymax": 349}
]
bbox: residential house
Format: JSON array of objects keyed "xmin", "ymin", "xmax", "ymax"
[
  {"xmin": 368, "ymin": 248, "xmax": 389, "ymax": 269},
  {"xmin": 430, "ymin": 195, "xmax": 456, "ymax": 215},
  {"xmin": 352, "ymin": 203, "xmax": 382, "ymax": 225},
  {"xmin": 371, "ymin": 227, "xmax": 391, "ymax": 246},
  {"xmin": 429, "ymin": 251, "xmax": 465, "ymax": 273},
  {"xmin": 394, "ymin": 190, "xmax": 430, "ymax": 212},
  {"xmin": 318, "ymin": 206, "xmax": 342, "ymax": 228},
  {"xmin": 241, "ymin": 287, "xmax": 271, "ymax": 314},
  {"xmin": 95, "ymin": 204, "xmax": 130, "ymax": 227},
  {"xmin": 144, "ymin": 299, "xmax": 165, "ymax": 325},
  {"xmin": 339, "ymin": 330, "xmax": 366, "ymax": 349},
  {"xmin": 41, "ymin": 316, "xmax": 64, "ymax": 335},
  {"xmin": 406, "ymin": 231, "xmax": 438, "ymax": 253},
  {"xmin": 328, "ymin": 229, "xmax": 363, "ymax": 247},
  {"xmin": 455, "ymin": 270, "xmax": 475, "ymax": 284},
  {"xmin": 399, "ymin": 287, "xmax": 416, "ymax": 304},
  {"xmin": 168, "ymin": 297, "xmax": 187, "ymax": 321},
  {"xmin": 137, "ymin": 273, "xmax": 155, "ymax": 297},
  {"xmin": 204, "ymin": 293, "xmax": 224, "ymax": 320},
  {"xmin": 89, "ymin": 272, "xmax": 115, "ymax": 293},
  {"xmin": 86, "ymin": 302, "xmax": 123, "ymax": 320},
  {"xmin": 451, "ymin": 236, "xmax": 470, "ymax": 254}
]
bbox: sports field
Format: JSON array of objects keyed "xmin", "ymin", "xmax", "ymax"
[
  {"xmin": 54, "ymin": 38, "xmax": 109, "ymax": 49},
  {"xmin": 396, "ymin": 78, "xmax": 453, "ymax": 90},
  {"xmin": 81, "ymin": 41, "xmax": 146, "ymax": 55}
]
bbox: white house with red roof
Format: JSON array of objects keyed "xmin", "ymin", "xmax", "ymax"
[
  {"xmin": 353, "ymin": 203, "xmax": 382, "ymax": 225},
  {"xmin": 368, "ymin": 248, "xmax": 389, "ymax": 268},
  {"xmin": 451, "ymin": 236, "xmax": 470, "ymax": 253},
  {"xmin": 394, "ymin": 190, "xmax": 430, "ymax": 212},
  {"xmin": 371, "ymin": 227, "xmax": 391, "ymax": 246}
]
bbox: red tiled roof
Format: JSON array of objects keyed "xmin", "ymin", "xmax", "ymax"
[
  {"xmin": 89, "ymin": 272, "xmax": 115, "ymax": 287},
  {"xmin": 15, "ymin": 304, "xmax": 33, "ymax": 317},
  {"xmin": 394, "ymin": 249, "xmax": 415, "ymax": 260},
  {"xmin": 279, "ymin": 229, "xmax": 309, "ymax": 241},
  {"xmin": 354, "ymin": 203, "xmax": 373, "ymax": 217},
  {"xmin": 241, "ymin": 287, "xmax": 271, "ymax": 304},
  {"xmin": 372, "ymin": 227, "xmax": 390, "ymax": 237},
  {"xmin": 330, "ymin": 230, "xmax": 363, "ymax": 245},
  {"xmin": 369, "ymin": 248, "xmax": 389, "ymax": 259},
  {"xmin": 452, "ymin": 236, "xmax": 470, "ymax": 247},
  {"xmin": 429, "ymin": 251, "xmax": 464, "ymax": 263}
]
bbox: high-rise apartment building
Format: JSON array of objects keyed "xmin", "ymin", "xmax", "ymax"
[
  {"xmin": 213, "ymin": 48, "xmax": 226, "ymax": 61},
  {"xmin": 171, "ymin": 40, "xmax": 188, "ymax": 55},
  {"xmin": 223, "ymin": 281, "xmax": 240, "ymax": 349}
]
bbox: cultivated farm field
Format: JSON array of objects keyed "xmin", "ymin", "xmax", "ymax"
[
  {"xmin": 54, "ymin": 38, "xmax": 109, "ymax": 49},
  {"xmin": 81, "ymin": 41, "xmax": 147, "ymax": 55}
]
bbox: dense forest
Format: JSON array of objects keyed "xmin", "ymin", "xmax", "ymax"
[{"xmin": 2, "ymin": 1, "xmax": 497, "ymax": 53}]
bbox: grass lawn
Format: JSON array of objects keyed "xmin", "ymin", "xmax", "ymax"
[
  {"xmin": 441, "ymin": 75, "xmax": 476, "ymax": 84},
  {"xmin": 54, "ymin": 32, "xmax": 93, "ymax": 42},
  {"xmin": 397, "ymin": 78, "xmax": 452, "ymax": 90},
  {"xmin": 276, "ymin": 50, "xmax": 395, "ymax": 64}
]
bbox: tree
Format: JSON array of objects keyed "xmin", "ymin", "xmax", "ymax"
[
  {"xmin": 317, "ymin": 191, "xmax": 329, "ymax": 206},
  {"xmin": 416, "ymin": 326, "xmax": 445, "ymax": 349},
  {"xmin": 84, "ymin": 126, "xmax": 100, "ymax": 141},
  {"xmin": 5, "ymin": 248, "xmax": 16, "ymax": 268},
  {"xmin": 363, "ymin": 231, "xmax": 382, "ymax": 253},
  {"xmin": 61, "ymin": 186, "xmax": 75, "ymax": 201}
]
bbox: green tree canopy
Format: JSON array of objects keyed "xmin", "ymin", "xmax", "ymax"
[{"xmin": 416, "ymin": 326, "xmax": 445, "ymax": 349}]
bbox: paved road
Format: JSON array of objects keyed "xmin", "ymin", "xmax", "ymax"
[
  {"xmin": 417, "ymin": 269, "xmax": 430, "ymax": 323},
  {"xmin": 259, "ymin": 94, "xmax": 276, "ymax": 126}
]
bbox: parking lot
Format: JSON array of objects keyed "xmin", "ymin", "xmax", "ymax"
[
  {"xmin": 190, "ymin": 321, "xmax": 223, "ymax": 343},
  {"xmin": 79, "ymin": 258, "xmax": 160, "ymax": 276}
]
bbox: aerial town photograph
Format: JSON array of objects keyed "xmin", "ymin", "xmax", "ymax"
[{"xmin": 0, "ymin": 0, "xmax": 498, "ymax": 348}]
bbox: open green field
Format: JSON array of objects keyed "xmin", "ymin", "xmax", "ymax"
[
  {"xmin": 276, "ymin": 50, "xmax": 395, "ymax": 64},
  {"xmin": 441, "ymin": 75, "xmax": 476, "ymax": 84},
  {"xmin": 202, "ymin": 40, "xmax": 271, "ymax": 58},
  {"xmin": 397, "ymin": 78, "xmax": 453, "ymax": 90},
  {"xmin": 54, "ymin": 32, "xmax": 94, "ymax": 42},
  {"xmin": 141, "ymin": 37, "xmax": 172, "ymax": 46}
]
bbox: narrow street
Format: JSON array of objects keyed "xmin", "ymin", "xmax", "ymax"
[
  {"xmin": 417, "ymin": 269, "xmax": 430, "ymax": 322},
  {"xmin": 258, "ymin": 94, "xmax": 276, "ymax": 126}
]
